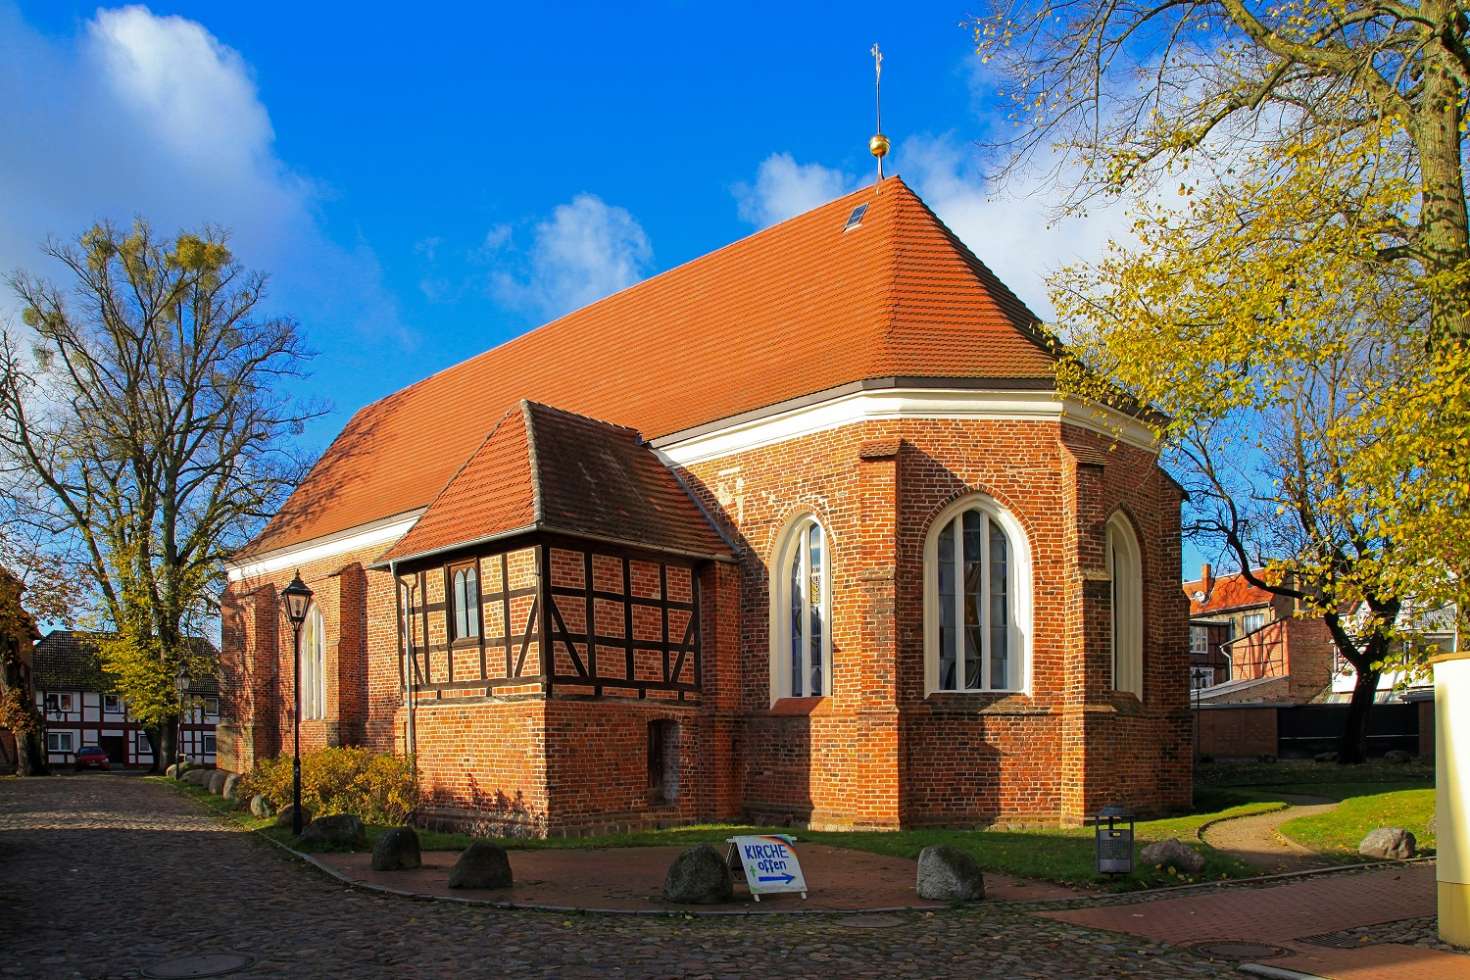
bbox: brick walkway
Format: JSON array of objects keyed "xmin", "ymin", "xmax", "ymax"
[
  {"xmin": 1043, "ymin": 864, "xmax": 1470, "ymax": 979},
  {"xmin": 0, "ymin": 775, "xmax": 1234, "ymax": 979}
]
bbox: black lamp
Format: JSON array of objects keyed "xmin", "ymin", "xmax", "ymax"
[{"xmin": 280, "ymin": 571, "xmax": 313, "ymax": 836}]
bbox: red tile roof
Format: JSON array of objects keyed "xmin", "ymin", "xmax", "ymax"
[
  {"xmin": 1182, "ymin": 570, "xmax": 1278, "ymax": 617},
  {"xmin": 248, "ymin": 176, "xmax": 1055, "ymax": 557},
  {"xmin": 379, "ymin": 401, "xmax": 730, "ymax": 564}
]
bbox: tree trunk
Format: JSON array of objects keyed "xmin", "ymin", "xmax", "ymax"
[
  {"xmin": 18, "ymin": 728, "xmax": 48, "ymax": 776},
  {"xmin": 155, "ymin": 720, "xmax": 178, "ymax": 774},
  {"xmin": 1414, "ymin": 39, "xmax": 1470, "ymax": 345},
  {"xmin": 1338, "ymin": 665, "xmax": 1381, "ymax": 764}
]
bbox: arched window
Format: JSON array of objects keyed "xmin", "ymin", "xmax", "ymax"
[
  {"xmin": 924, "ymin": 495, "xmax": 1031, "ymax": 694},
  {"xmin": 300, "ymin": 605, "xmax": 327, "ymax": 720},
  {"xmin": 450, "ymin": 562, "xmax": 479, "ymax": 639},
  {"xmin": 769, "ymin": 515, "xmax": 831, "ymax": 701},
  {"xmin": 1106, "ymin": 513, "xmax": 1144, "ymax": 697}
]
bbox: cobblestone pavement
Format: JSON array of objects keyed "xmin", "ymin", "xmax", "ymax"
[{"xmin": 0, "ymin": 776, "xmax": 1239, "ymax": 979}]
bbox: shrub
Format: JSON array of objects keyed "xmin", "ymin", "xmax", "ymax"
[{"xmin": 237, "ymin": 747, "xmax": 415, "ymax": 824}]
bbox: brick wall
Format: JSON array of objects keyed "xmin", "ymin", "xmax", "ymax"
[
  {"xmin": 1197, "ymin": 705, "xmax": 1279, "ymax": 759},
  {"xmin": 223, "ymin": 411, "xmax": 1191, "ymax": 833}
]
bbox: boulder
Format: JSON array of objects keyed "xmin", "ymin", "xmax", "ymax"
[
  {"xmin": 448, "ymin": 841, "xmax": 514, "ymax": 890},
  {"xmin": 249, "ymin": 794, "xmax": 275, "ymax": 819},
  {"xmin": 661, "ymin": 843, "xmax": 731, "ymax": 904},
  {"xmin": 1139, "ymin": 838, "xmax": 1206, "ymax": 875},
  {"xmin": 1384, "ymin": 749, "xmax": 1414, "ymax": 764},
  {"xmin": 207, "ymin": 770, "xmax": 229, "ymax": 795},
  {"xmin": 164, "ymin": 762, "xmax": 186, "ymax": 778},
  {"xmin": 1314, "ymin": 751, "xmax": 1339, "ymax": 764},
  {"xmin": 221, "ymin": 773, "xmax": 242, "ymax": 803},
  {"xmin": 1359, "ymin": 827, "xmax": 1417, "ymax": 860},
  {"xmin": 371, "ymin": 827, "xmax": 423, "ymax": 871},
  {"xmin": 274, "ymin": 803, "xmax": 312, "ymax": 830},
  {"xmin": 916, "ymin": 845, "xmax": 986, "ymax": 902},
  {"xmin": 182, "ymin": 768, "xmax": 212, "ymax": 787},
  {"xmin": 298, "ymin": 813, "xmax": 366, "ymax": 848}
]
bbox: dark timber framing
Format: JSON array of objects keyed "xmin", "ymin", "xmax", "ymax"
[{"xmin": 391, "ymin": 532, "xmax": 705, "ymax": 706}]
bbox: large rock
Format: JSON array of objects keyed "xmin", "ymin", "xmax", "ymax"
[
  {"xmin": 250, "ymin": 794, "xmax": 275, "ymax": 819},
  {"xmin": 298, "ymin": 813, "xmax": 366, "ymax": 848},
  {"xmin": 182, "ymin": 768, "xmax": 212, "ymax": 787},
  {"xmin": 1314, "ymin": 751, "xmax": 1339, "ymax": 764},
  {"xmin": 371, "ymin": 827, "xmax": 423, "ymax": 871},
  {"xmin": 275, "ymin": 803, "xmax": 313, "ymax": 830},
  {"xmin": 207, "ymin": 770, "xmax": 229, "ymax": 795},
  {"xmin": 662, "ymin": 843, "xmax": 732, "ymax": 904},
  {"xmin": 1139, "ymin": 838, "xmax": 1206, "ymax": 875},
  {"xmin": 164, "ymin": 762, "xmax": 189, "ymax": 778},
  {"xmin": 916, "ymin": 845, "xmax": 986, "ymax": 902},
  {"xmin": 1383, "ymin": 749, "xmax": 1414, "ymax": 764},
  {"xmin": 448, "ymin": 841, "xmax": 514, "ymax": 890},
  {"xmin": 1359, "ymin": 827, "xmax": 1417, "ymax": 860},
  {"xmin": 221, "ymin": 773, "xmax": 242, "ymax": 803}
]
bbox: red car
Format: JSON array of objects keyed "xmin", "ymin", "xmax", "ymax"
[{"xmin": 73, "ymin": 746, "xmax": 111, "ymax": 771}]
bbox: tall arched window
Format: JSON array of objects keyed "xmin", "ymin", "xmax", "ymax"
[
  {"xmin": 769, "ymin": 516, "xmax": 831, "ymax": 701},
  {"xmin": 1106, "ymin": 513, "xmax": 1144, "ymax": 697},
  {"xmin": 450, "ymin": 562, "xmax": 479, "ymax": 640},
  {"xmin": 301, "ymin": 605, "xmax": 327, "ymax": 720},
  {"xmin": 924, "ymin": 495, "xmax": 1032, "ymax": 694}
]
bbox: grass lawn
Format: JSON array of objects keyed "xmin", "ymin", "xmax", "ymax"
[
  {"xmin": 1278, "ymin": 787, "xmax": 1436, "ymax": 858},
  {"xmin": 153, "ymin": 757, "xmax": 1435, "ymax": 893}
]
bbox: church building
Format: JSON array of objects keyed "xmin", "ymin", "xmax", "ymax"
[{"xmin": 220, "ymin": 176, "xmax": 1192, "ymax": 835}]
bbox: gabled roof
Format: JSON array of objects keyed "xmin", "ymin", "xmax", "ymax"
[
  {"xmin": 1183, "ymin": 570, "xmax": 1279, "ymax": 617},
  {"xmin": 247, "ymin": 176, "xmax": 1055, "ymax": 558},
  {"xmin": 32, "ymin": 630, "xmax": 220, "ymax": 695},
  {"xmin": 379, "ymin": 401, "xmax": 732, "ymax": 565}
]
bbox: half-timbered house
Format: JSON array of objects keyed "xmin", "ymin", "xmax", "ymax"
[
  {"xmin": 34, "ymin": 630, "xmax": 221, "ymax": 769},
  {"xmin": 221, "ymin": 177, "xmax": 1192, "ymax": 835}
]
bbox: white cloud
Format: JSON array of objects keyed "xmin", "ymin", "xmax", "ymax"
[
  {"xmin": 733, "ymin": 153, "xmax": 861, "ymax": 228},
  {"xmin": 490, "ymin": 194, "xmax": 652, "ymax": 320},
  {"xmin": 0, "ymin": 4, "xmax": 409, "ymax": 346}
]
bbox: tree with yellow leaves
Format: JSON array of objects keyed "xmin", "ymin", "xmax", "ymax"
[{"xmin": 0, "ymin": 221, "xmax": 320, "ymax": 769}]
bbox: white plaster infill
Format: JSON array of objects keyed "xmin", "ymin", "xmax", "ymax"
[
  {"xmin": 651, "ymin": 387, "xmax": 1158, "ymax": 467},
  {"xmin": 224, "ymin": 509, "xmax": 425, "ymax": 582}
]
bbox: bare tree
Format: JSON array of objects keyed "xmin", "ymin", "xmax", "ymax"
[{"xmin": 0, "ymin": 221, "xmax": 321, "ymax": 769}]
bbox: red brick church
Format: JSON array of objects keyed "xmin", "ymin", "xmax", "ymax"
[{"xmin": 221, "ymin": 177, "xmax": 1191, "ymax": 835}]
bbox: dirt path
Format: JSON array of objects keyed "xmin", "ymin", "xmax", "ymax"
[{"xmin": 1200, "ymin": 793, "xmax": 1341, "ymax": 873}]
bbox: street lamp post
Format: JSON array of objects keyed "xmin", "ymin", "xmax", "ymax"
[
  {"xmin": 174, "ymin": 663, "xmax": 189, "ymax": 780},
  {"xmin": 280, "ymin": 571, "xmax": 313, "ymax": 837}
]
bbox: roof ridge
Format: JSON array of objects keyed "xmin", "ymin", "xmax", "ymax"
[
  {"xmin": 523, "ymin": 399, "xmax": 642, "ymax": 440},
  {"xmin": 521, "ymin": 400, "xmax": 545, "ymax": 526}
]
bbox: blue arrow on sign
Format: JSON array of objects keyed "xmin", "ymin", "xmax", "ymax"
[{"xmin": 757, "ymin": 873, "xmax": 796, "ymax": 884}]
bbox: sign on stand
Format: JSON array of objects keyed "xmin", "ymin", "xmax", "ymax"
[{"xmin": 726, "ymin": 835, "xmax": 807, "ymax": 901}]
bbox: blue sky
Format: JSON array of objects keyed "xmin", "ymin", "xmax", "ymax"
[{"xmin": 2, "ymin": 2, "xmax": 1205, "ymax": 575}]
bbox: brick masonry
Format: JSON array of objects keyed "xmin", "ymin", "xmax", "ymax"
[{"xmin": 221, "ymin": 415, "xmax": 1192, "ymax": 834}]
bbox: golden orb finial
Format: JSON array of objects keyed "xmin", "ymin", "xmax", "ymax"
[{"xmin": 870, "ymin": 44, "xmax": 889, "ymax": 183}]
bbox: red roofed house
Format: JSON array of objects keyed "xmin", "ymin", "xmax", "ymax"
[{"xmin": 220, "ymin": 178, "xmax": 1191, "ymax": 835}]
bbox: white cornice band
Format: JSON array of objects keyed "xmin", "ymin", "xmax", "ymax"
[
  {"xmin": 224, "ymin": 509, "xmax": 426, "ymax": 582},
  {"xmin": 653, "ymin": 388, "xmax": 1158, "ymax": 467},
  {"xmin": 229, "ymin": 389, "xmax": 1156, "ymax": 582}
]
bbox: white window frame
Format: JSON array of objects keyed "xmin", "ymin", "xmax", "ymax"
[
  {"xmin": 202, "ymin": 733, "xmax": 217, "ymax": 754},
  {"xmin": 136, "ymin": 731, "xmax": 152, "ymax": 754},
  {"xmin": 204, "ymin": 696, "xmax": 220, "ymax": 718},
  {"xmin": 300, "ymin": 605, "xmax": 327, "ymax": 721},
  {"xmin": 47, "ymin": 731, "xmax": 74, "ymax": 753},
  {"xmin": 104, "ymin": 694, "xmax": 122, "ymax": 713},
  {"xmin": 1242, "ymin": 611, "xmax": 1267, "ymax": 634},
  {"xmin": 768, "ymin": 514, "xmax": 832, "ymax": 703},
  {"xmin": 923, "ymin": 493, "xmax": 1033, "ymax": 695},
  {"xmin": 1189, "ymin": 625, "xmax": 1209, "ymax": 656},
  {"xmin": 1106, "ymin": 512, "xmax": 1145, "ymax": 698}
]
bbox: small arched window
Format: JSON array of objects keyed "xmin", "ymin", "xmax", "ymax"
[
  {"xmin": 1106, "ymin": 513, "xmax": 1144, "ymax": 698},
  {"xmin": 769, "ymin": 516, "xmax": 831, "ymax": 701},
  {"xmin": 924, "ymin": 495, "xmax": 1031, "ymax": 694},
  {"xmin": 301, "ymin": 605, "xmax": 327, "ymax": 720},
  {"xmin": 451, "ymin": 563, "xmax": 479, "ymax": 640}
]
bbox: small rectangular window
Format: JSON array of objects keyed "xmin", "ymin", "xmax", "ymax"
[
  {"xmin": 203, "ymin": 733, "xmax": 217, "ymax": 754},
  {"xmin": 647, "ymin": 720, "xmax": 680, "ymax": 804},
  {"xmin": 204, "ymin": 697, "xmax": 219, "ymax": 717},
  {"xmin": 449, "ymin": 562, "xmax": 480, "ymax": 640},
  {"xmin": 136, "ymin": 731, "xmax": 151, "ymax": 754},
  {"xmin": 58, "ymin": 693, "xmax": 74, "ymax": 712},
  {"xmin": 47, "ymin": 731, "xmax": 74, "ymax": 753},
  {"xmin": 104, "ymin": 694, "xmax": 121, "ymax": 713},
  {"xmin": 844, "ymin": 204, "xmax": 868, "ymax": 231},
  {"xmin": 1242, "ymin": 612, "xmax": 1266, "ymax": 634}
]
